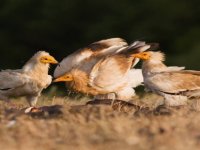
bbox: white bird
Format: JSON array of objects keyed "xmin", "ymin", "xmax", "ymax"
[
  {"xmin": 54, "ymin": 39, "xmax": 151, "ymax": 100},
  {"xmin": 132, "ymin": 51, "xmax": 200, "ymax": 106},
  {"xmin": 0, "ymin": 51, "xmax": 58, "ymax": 106}
]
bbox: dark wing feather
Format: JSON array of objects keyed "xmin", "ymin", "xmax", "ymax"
[{"xmin": 54, "ymin": 38, "xmax": 128, "ymax": 78}]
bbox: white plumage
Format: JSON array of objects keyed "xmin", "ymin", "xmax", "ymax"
[
  {"xmin": 133, "ymin": 51, "xmax": 200, "ymax": 106},
  {"xmin": 54, "ymin": 38, "xmax": 151, "ymax": 101},
  {"xmin": 0, "ymin": 51, "xmax": 58, "ymax": 106}
]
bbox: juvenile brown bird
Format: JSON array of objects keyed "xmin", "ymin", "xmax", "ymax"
[
  {"xmin": 54, "ymin": 39, "xmax": 151, "ymax": 100},
  {"xmin": 133, "ymin": 51, "xmax": 200, "ymax": 106},
  {"xmin": 0, "ymin": 51, "xmax": 58, "ymax": 106}
]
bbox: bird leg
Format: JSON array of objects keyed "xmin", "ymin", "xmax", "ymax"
[
  {"xmin": 154, "ymin": 104, "xmax": 172, "ymax": 115},
  {"xmin": 86, "ymin": 93, "xmax": 116, "ymax": 105},
  {"xmin": 94, "ymin": 93, "xmax": 116, "ymax": 100},
  {"xmin": 25, "ymin": 96, "xmax": 40, "ymax": 113},
  {"xmin": 26, "ymin": 96, "xmax": 38, "ymax": 107}
]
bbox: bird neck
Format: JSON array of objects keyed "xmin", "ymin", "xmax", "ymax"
[
  {"xmin": 73, "ymin": 70, "xmax": 88, "ymax": 88},
  {"xmin": 69, "ymin": 69, "xmax": 93, "ymax": 94},
  {"xmin": 142, "ymin": 59, "xmax": 167, "ymax": 76},
  {"xmin": 22, "ymin": 61, "xmax": 50, "ymax": 79}
]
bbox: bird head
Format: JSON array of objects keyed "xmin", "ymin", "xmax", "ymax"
[
  {"xmin": 53, "ymin": 73, "xmax": 74, "ymax": 82},
  {"xmin": 28, "ymin": 51, "xmax": 58, "ymax": 64},
  {"xmin": 133, "ymin": 51, "xmax": 165, "ymax": 62},
  {"xmin": 133, "ymin": 52, "xmax": 151, "ymax": 60},
  {"xmin": 22, "ymin": 51, "xmax": 58, "ymax": 74},
  {"xmin": 39, "ymin": 54, "xmax": 58, "ymax": 64}
]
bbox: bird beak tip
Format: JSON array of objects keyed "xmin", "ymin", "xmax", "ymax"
[
  {"xmin": 53, "ymin": 78, "xmax": 60, "ymax": 82},
  {"xmin": 52, "ymin": 60, "xmax": 58, "ymax": 64}
]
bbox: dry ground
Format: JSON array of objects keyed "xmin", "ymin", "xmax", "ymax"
[{"xmin": 0, "ymin": 94, "xmax": 200, "ymax": 150}]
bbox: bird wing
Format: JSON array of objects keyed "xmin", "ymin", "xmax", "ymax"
[
  {"xmin": 121, "ymin": 41, "xmax": 153, "ymax": 67},
  {"xmin": 121, "ymin": 41, "xmax": 149, "ymax": 54},
  {"xmin": 0, "ymin": 70, "xmax": 29, "ymax": 90},
  {"xmin": 88, "ymin": 41, "xmax": 152, "ymax": 92},
  {"xmin": 88, "ymin": 38, "xmax": 128, "ymax": 55},
  {"xmin": 166, "ymin": 66, "xmax": 185, "ymax": 71},
  {"xmin": 146, "ymin": 71, "xmax": 200, "ymax": 94},
  {"xmin": 89, "ymin": 55, "xmax": 131, "ymax": 92},
  {"xmin": 54, "ymin": 38, "xmax": 128, "ymax": 78}
]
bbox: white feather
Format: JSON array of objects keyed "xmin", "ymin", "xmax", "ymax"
[
  {"xmin": 116, "ymin": 87, "xmax": 136, "ymax": 100},
  {"xmin": 126, "ymin": 69, "xmax": 143, "ymax": 88}
]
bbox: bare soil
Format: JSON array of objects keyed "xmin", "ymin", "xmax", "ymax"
[{"xmin": 0, "ymin": 94, "xmax": 200, "ymax": 150}]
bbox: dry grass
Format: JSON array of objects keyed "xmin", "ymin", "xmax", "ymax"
[{"xmin": 1, "ymin": 94, "xmax": 200, "ymax": 150}]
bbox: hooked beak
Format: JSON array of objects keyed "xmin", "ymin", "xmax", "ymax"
[
  {"xmin": 132, "ymin": 52, "xmax": 150, "ymax": 60},
  {"xmin": 49, "ymin": 56, "xmax": 58, "ymax": 64},
  {"xmin": 40, "ymin": 55, "xmax": 58, "ymax": 64},
  {"xmin": 53, "ymin": 75, "xmax": 73, "ymax": 82}
]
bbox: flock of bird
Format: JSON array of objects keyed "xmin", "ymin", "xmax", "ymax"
[{"xmin": 1, "ymin": 37, "xmax": 200, "ymax": 111}]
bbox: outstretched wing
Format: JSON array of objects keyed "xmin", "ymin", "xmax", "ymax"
[
  {"xmin": 121, "ymin": 41, "xmax": 153, "ymax": 67},
  {"xmin": 0, "ymin": 70, "xmax": 29, "ymax": 90},
  {"xmin": 146, "ymin": 71, "xmax": 200, "ymax": 94},
  {"xmin": 89, "ymin": 41, "xmax": 151, "ymax": 92},
  {"xmin": 54, "ymin": 38, "xmax": 128, "ymax": 78}
]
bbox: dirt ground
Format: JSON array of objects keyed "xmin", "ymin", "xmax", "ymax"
[{"xmin": 1, "ymin": 94, "xmax": 200, "ymax": 150}]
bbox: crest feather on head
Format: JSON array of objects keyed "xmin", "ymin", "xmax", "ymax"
[
  {"xmin": 150, "ymin": 51, "xmax": 165, "ymax": 62},
  {"xmin": 31, "ymin": 51, "xmax": 50, "ymax": 60}
]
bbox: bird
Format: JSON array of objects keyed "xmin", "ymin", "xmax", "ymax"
[
  {"xmin": 0, "ymin": 51, "xmax": 58, "ymax": 107},
  {"xmin": 132, "ymin": 51, "xmax": 200, "ymax": 106},
  {"xmin": 54, "ymin": 38, "xmax": 128, "ymax": 78},
  {"xmin": 53, "ymin": 38, "xmax": 151, "ymax": 101}
]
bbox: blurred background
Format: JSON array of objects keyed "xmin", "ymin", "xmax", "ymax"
[{"xmin": 0, "ymin": 0, "xmax": 200, "ymax": 70}]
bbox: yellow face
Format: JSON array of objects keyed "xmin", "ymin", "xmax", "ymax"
[
  {"xmin": 133, "ymin": 52, "xmax": 151, "ymax": 60},
  {"xmin": 53, "ymin": 74, "xmax": 73, "ymax": 82},
  {"xmin": 40, "ymin": 55, "xmax": 58, "ymax": 64}
]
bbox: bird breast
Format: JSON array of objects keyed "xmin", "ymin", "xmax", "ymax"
[{"xmin": 65, "ymin": 70, "xmax": 105, "ymax": 96}]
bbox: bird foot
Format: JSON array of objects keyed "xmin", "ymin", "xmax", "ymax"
[
  {"xmin": 86, "ymin": 99, "xmax": 112, "ymax": 105},
  {"xmin": 153, "ymin": 105, "xmax": 172, "ymax": 115},
  {"xmin": 24, "ymin": 107, "xmax": 42, "ymax": 114},
  {"xmin": 24, "ymin": 105, "xmax": 63, "ymax": 117}
]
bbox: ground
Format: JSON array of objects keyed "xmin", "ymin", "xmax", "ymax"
[{"xmin": 0, "ymin": 94, "xmax": 200, "ymax": 150}]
